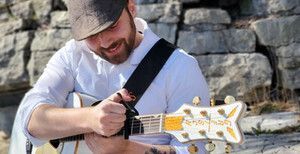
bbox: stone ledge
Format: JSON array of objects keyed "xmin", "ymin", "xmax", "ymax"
[
  {"xmin": 240, "ymin": 112, "xmax": 300, "ymax": 134},
  {"xmin": 212, "ymin": 132, "xmax": 300, "ymax": 154}
]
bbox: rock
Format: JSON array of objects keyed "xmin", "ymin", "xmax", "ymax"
[
  {"xmin": 180, "ymin": 0, "xmax": 200, "ymax": 4},
  {"xmin": 50, "ymin": 11, "xmax": 70, "ymax": 28},
  {"xmin": 178, "ymin": 30, "xmax": 227, "ymax": 54},
  {"xmin": 251, "ymin": 15, "xmax": 300, "ymax": 47},
  {"xmin": 0, "ymin": 90, "xmax": 27, "ymax": 107},
  {"xmin": 27, "ymin": 51, "xmax": 56, "ymax": 85},
  {"xmin": 239, "ymin": 0, "xmax": 300, "ymax": 16},
  {"xmin": 0, "ymin": 32, "xmax": 33, "ymax": 92},
  {"xmin": 184, "ymin": 8, "xmax": 231, "ymax": 25},
  {"xmin": 212, "ymin": 133, "xmax": 300, "ymax": 154},
  {"xmin": 149, "ymin": 23, "xmax": 177, "ymax": 43},
  {"xmin": 240, "ymin": 112, "xmax": 300, "ymax": 134},
  {"xmin": 177, "ymin": 29, "xmax": 256, "ymax": 54},
  {"xmin": 196, "ymin": 53, "xmax": 272, "ymax": 100},
  {"xmin": 181, "ymin": 23, "xmax": 227, "ymax": 32},
  {"xmin": 53, "ymin": 0, "xmax": 67, "ymax": 10},
  {"xmin": 15, "ymin": 30, "xmax": 34, "ymax": 51},
  {"xmin": 279, "ymin": 68, "xmax": 300, "ymax": 90},
  {"xmin": 0, "ymin": 7, "xmax": 10, "ymax": 23},
  {"xmin": 224, "ymin": 29, "xmax": 256, "ymax": 53},
  {"xmin": 31, "ymin": 29, "xmax": 72, "ymax": 51},
  {"xmin": 267, "ymin": 0, "xmax": 300, "ymax": 14},
  {"xmin": 0, "ymin": 19, "xmax": 32, "ymax": 37},
  {"xmin": 233, "ymin": 133, "xmax": 300, "ymax": 154},
  {"xmin": 275, "ymin": 43, "xmax": 300, "ymax": 69},
  {"xmin": 137, "ymin": 2, "xmax": 181, "ymax": 23},
  {"xmin": 158, "ymin": 2, "xmax": 181, "ymax": 23},
  {"xmin": 32, "ymin": 0, "xmax": 52, "ymax": 25},
  {"xmin": 275, "ymin": 43, "xmax": 300, "ymax": 90},
  {"xmin": 137, "ymin": 4, "xmax": 165, "ymax": 22},
  {"xmin": 10, "ymin": 0, "xmax": 34, "ymax": 19},
  {"xmin": 0, "ymin": 106, "xmax": 18, "ymax": 136},
  {"xmin": 135, "ymin": 0, "xmax": 164, "ymax": 5}
]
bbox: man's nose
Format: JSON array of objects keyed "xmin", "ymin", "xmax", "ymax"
[{"xmin": 95, "ymin": 31, "xmax": 113, "ymax": 49}]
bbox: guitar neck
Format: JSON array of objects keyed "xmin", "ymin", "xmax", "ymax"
[{"xmin": 56, "ymin": 114, "xmax": 165, "ymax": 143}]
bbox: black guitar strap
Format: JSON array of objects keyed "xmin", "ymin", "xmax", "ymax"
[{"xmin": 121, "ymin": 38, "xmax": 177, "ymax": 139}]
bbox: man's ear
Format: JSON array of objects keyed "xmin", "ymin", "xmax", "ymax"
[{"xmin": 127, "ymin": 0, "xmax": 137, "ymax": 17}]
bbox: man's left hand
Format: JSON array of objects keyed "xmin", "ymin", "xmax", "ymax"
[{"xmin": 85, "ymin": 132, "xmax": 129, "ymax": 154}]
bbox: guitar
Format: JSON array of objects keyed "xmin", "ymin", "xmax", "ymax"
[{"xmin": 10, "ymin": 93, "xmax": 246, "ymax": 154}]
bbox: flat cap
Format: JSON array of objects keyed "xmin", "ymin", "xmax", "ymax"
[{"xmin": 67, "ymin": 0, "xmax": 127, "ymax": 40}]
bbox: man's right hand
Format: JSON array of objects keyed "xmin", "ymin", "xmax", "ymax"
[{"xmin": 88, "ymin": 89, "xmax": 133, "ymax": 137}]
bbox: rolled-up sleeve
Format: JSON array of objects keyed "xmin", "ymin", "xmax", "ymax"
[
  {"xmin": 18, "ymin": 46, "xmax": 75, "ymax": 146},
  {"xmin": 166, "ymin": 50, "xmax": 210, "ymax": 153}
]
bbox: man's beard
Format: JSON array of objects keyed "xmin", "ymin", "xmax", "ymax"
[{"xmin": 97, "ymin": 16, "xmax": 136, "ymax": 64}]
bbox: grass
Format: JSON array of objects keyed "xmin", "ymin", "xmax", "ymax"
[
  {"xmin": 241, "ymin": 87, "xmax": 299, "ymax": 116},
  {"xmin": 251, "ymin": 125, "xmax": 300, "ymax": 135}
]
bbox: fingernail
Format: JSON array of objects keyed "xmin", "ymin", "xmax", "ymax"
[{"xmin": 130, "ymin": 95, "xmax": 136, "ymax": 101}]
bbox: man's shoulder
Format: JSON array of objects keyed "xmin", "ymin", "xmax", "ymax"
[{"xmin": 164, "ymin": 48, "xmax": 198, "ymax": 69}]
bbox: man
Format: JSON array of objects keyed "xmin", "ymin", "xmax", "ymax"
[{"xmin": 18, "ymin": 0, "xmax": 210, "ymax": 153}]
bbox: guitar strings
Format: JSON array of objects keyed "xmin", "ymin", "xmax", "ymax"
[{"xmin": 59, "ymin": 114, "xmax": 235, "ymax": 142}]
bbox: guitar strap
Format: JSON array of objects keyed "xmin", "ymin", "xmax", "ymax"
[{"xmin": 121, "ymin": 38, "xmax": 177, "ymax": 139}]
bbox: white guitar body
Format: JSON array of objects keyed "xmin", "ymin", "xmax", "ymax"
[{"xmin": 9, "ymin": 93, "xmax": 246, "ymax": 154}]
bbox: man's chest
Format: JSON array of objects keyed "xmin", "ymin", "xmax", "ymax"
[{"xmin": 73, "ymin": 61, "xmax": 168, "ymax": 115}]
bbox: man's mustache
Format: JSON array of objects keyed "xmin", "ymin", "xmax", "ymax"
[{"xmin": 100, "ymin": 39, "xmax": 123, "ymax": 51}]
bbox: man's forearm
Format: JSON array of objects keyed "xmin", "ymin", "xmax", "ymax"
[
  {"xmin": 28, "ymin": 104, "xmax": 93, "ymax": 140},
  {"xmin": 125, "ymin": 141, "xmax": 176, "ymax": 154}
]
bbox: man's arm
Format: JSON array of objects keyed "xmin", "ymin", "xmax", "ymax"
[
  {"xmin": 85, "ymin": 133, "xmax": 176, "ymax": 154},
  {"xmin": 28, "ymin": 89, "xmax": 132, "ymax": 140},
  {"xmin": 27, "ymin": 104, "xmax": 93, "ymax": 140},
  {"xmin": 127, "ymin": 142, "xmax": 176, "ymax": 154}
]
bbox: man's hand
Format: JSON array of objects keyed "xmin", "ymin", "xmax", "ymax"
[
  {"xmin": 88, "ymin": 89, "xmax": 133, "ymax": 137},
  {"xmin": 85, "ymin": 132, "xmax": 129, "ymax": 154}
]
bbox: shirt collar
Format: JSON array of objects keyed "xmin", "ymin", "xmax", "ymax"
[{"xmin": 80, "ymin": 18, "xmax": 160, "ymax": 65}]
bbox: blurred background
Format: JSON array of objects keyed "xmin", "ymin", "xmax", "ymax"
[{"xmin": 0, "ymin": 0, "xmax": 299, "ymax": 153}]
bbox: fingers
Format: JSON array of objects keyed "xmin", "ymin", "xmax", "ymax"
[
  {"xmin": 101, "ymin": 100, "xmax": 126, "ymax": 114},
  {"xmin": 99, "ymin": 112, "xmax": 126, "ymax": 123},
  {"xmin": 107, "ymin": 89, "xmax": 134, "ymax": 103},
  {"xmin": 101, "ymin": 127, "xmax": 122, "ymax": 137}
]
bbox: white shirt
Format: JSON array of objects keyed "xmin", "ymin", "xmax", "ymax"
[{"xmin": 18, "ymin": 18, "xmax": 210, "ymax": 153}]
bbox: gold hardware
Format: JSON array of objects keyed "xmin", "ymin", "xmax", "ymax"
[
  {"xmin": 200, "ymin": 110, "xmax": 207, "ymax": 117},
  {"xmin": 181, "ymin": 132, "xmax": 189, "ymax": 138},
  {"xmin": 225, "ymin": 143, "xmax": 232, "ymax": 154},
  {"xmin": 210, "ymin": 98, "xmax": 216, "ymax": 106},
  {"xmin": 216, "ymin": 131, "xmax": 224, "ymax": 137},
  {"xmin": 224, "ymin": 95, "xmax": 236, "ymax": 104},
  {"xmin": 183, "ymin": 109, "xmax": 191, "ymax": 115},
  {"xmin": 192, "ymin": 96, "xmax": 201, "ymax": 106},
  {"xmin": 218, "ymin": 109, "xmax": 225, "ymax": 115},
  {"xmin": 188, "ymin": 144, "xmax": 198, "ymax": 154},
  {"xmin": 199, "ymin": 130, "xmax": 206, "ymax": 136},
  {"xmin": 205, "ymin": 141, "xmax": 216, "ymax": 152}
]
